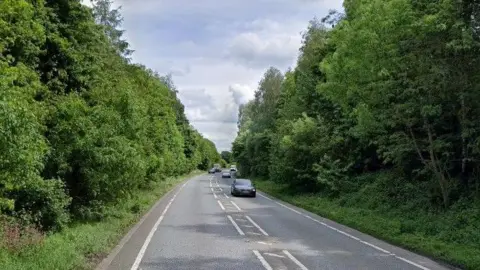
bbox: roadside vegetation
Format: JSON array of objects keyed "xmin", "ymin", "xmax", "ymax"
[
  {"xmin": 0, "ymin": 0, "xmax": 220, "ymax": 268},
  {"xmin": 232, "ymin": 0, "xmax": 480, "ymax": 269}
]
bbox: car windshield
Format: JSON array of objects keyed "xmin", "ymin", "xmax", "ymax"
[{"xmin": 235, "ymin": 179, "xmax": 251, "ymax": 186}]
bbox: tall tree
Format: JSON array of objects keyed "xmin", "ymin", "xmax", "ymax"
[{"xmin": 91, "ymin": 0, "xmax": 133, "ymax": 57}]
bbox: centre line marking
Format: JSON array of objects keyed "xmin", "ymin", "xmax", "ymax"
[
  {"xmin": 253, "ymin": 250, "xmax": 273, "ymax": 270},
  {"xmin": 246, "ymin": 216, "xmax": 269, "ymax": 236},
  {"xmin": 217, "ymin": 200, "xmax": 225, "ymax": 211},
  {"xmin": 264, "ymin": 252, "xmax": 285, "ymax": 258},
  {"xmin": 230, "ymin": 201, "xmax": 242, "ymax": 211},
  {"xmin": 130, "ymin": 181, "xmax": 187, "ymax": 270},
  {"xmin": 211, "ymin": 188, "xmax": 217, "ymax": 199},
  {"xmin": 282, "ymin": 250, "xmax": 308, "ymax": 270},
  {"xmin": 227, "ymin": 215, "xmax": 245, "ymax": 235}
]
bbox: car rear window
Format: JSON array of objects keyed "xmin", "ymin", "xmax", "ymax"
[{"xmin": 235, "ymin": 179, "xmax": 251, "ymax": 186}]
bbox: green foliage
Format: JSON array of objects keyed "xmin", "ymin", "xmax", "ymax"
[
  {"xmin": 220, "ymin": 151, "xmax": 232, "ymax": 163},
  {"xmin": 232, "ymin": 1, "xmax": 480, "ymax": 268},
  {"xmin": 0, "ymin": 0, "xmax": 220, "ymax": 234}
]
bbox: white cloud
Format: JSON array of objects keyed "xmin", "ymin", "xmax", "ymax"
[{"xmin": 81, "ymin": 0, "xmax": 344, "ymax": 151}]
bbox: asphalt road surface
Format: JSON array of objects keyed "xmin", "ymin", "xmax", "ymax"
[{"xmin": 97, "ymin": 173, "xmax": 455, "ymax": 270}]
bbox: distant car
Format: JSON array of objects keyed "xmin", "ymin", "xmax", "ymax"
[
  {"xmin": 208, "ymin": 168, "xmax": 216, "ymax": 174},
  {"xmin": 231, "ymin": 179, "xmax": 256, "ymax": 197},
  {"xmin": 215, "ymin": 167, "xmax": 222, "ymax": 172},
  {"xmin": 221, "ymin": 170, "xmax": 231, "ymax": 178}
]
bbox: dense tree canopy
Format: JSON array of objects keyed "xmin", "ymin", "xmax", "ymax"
[
  {"xmin": 233, "ymin": 0, "xmax": 480, "ymax": 208},
  {"xmin": 0, "ymin": 0, "xmax": 220, "ymax": 231}
]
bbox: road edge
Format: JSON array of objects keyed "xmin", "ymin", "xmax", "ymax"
[
  {"xmin": 95, "ymin": 172, "xmax": 203, "ymax": 270},
  {"xmin": 255, "ymin": 190, "xmax": 461, "ymax": 270}
]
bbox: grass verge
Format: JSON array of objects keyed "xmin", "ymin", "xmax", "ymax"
[
  {"xmin": 0, "ymin": 171, "xmax": 202, "ymax": 270},
  {"xmin": 255, "ymin": 179, "xmax": 479, "ymax": 270}
]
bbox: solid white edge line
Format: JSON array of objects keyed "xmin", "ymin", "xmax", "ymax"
[
  {"xmin": 217, "ymin": 200, "xmax": 226, "ymax": 211},
  {"xmin": 253, "ymin": 250, "xmax": 273, "ymax": 270},
  {"xmin": 96, "ymin": 179, "xmax": 188, "ymax": 270},
  {"xmin": 227, "ymin": 215, "xmax": 245, "ymax": 235},
  {"xmin": 394, "ymin": 255, "xmax": 431, "ymax": 270},
  {"xmin": 282, "ymin": 250, "xmax": 308, "ymax": 270},
  {"xmin": 130, "ymin": 183, "xmax": 186, "ymax": 270},
  {"xmin": 245, "ymin": 215, "xmax": 269, "ymax": 236},
  {"xmin": 258, "ymin": 193, "xmax": 273, "ymax": 201},
  {"xmin": 263, "ymin": 192, "xmax": 431, "ymax": 270},
  {"xmin": 230, "ymin": 200, "xmax": 242, "ymax": 211}
]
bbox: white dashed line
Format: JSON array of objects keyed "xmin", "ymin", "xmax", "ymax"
[
  {"xmin": 130, "ymin": 181, "xmax": 187, "ymax": 270},
  {"xmin": 230, "ymin": 201, "xmax": 242, "ymax": 211},
  {"xmin": 211, "ymin": 188, "xmax": 217, "ymax": 199},
  {"xmin": 264, "ymin": 193, "xmax": 431, "ymax": 270},
  {"xmin": 217, "ymin": 200, "xmax": 225, "ymax": 211},
  {"xmin": 245, "ymin": 216, "xmax": 269, "ymax": 236},
  {"xmin": 253, "ymin": 250, "xmax": 273, "ymax": 270},
  {"xmin": 282, "ymin": 250, "xmax": 308, "ymax": 270},
  {"xmin": 257, "ymin": 241, "xmax": 272, "ymax": 245},
  {"xmin": 227, "ymin": 215, "xmax": 245, "ymax": 235},
  {"xmin": 264, "ymin": 252, "xmax": 284, "ymax": 258},
  {"xmin": 224, "ymin": 193, "xmax": 229, "ymax": 198}
]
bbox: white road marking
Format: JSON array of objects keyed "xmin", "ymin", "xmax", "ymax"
[
  {"xmin": 282, "ymin": 250, "xmax": 308, "ymax": 270},
  {"xmin": 209, "ymin": 182, "xmax": 212, "ymax": 187},
  {"xmin": 224, "ymin": 193, "xmax": 229, "ymax": 198},
  {"xmin": 247, "ymin": 231, "xmax": 262, "ymax": 236},
  {"xmin": 257, "ymin": 241, "xmax": 272, "ymax": 245},
  {"xmin": 242, "ymin": 224, "xmax": 255, "ymax": 228},
  {"xmin": 264, "ymin": 252, "xmax": 285, "ymax": 258},
  {"xmin": 258, "ymin": 193, "xmax": 273, "ymax": 201},
  {"xmin": 235, "ymin": 218, "xmax": 248, "ymax": 222},
  {"xmin": 394, "ymin": 255, "xmax": 431, "ymax": 270},
  {"xmin": 230, "ymin": 201, "xmax": 242, "ymax": 211},
  {"xmin": 276, "ymin": 201, "xmax": 301, "ymax": 214},
  {"xmin": 211, "ymin": 188, "xmax": 217, "ymax": 199},
  {"xmin": 253, "ymin": 250, "xmax": 273, "ymax": 270},
  {"xmin": 246, "ymin": 216, "xmax": 269, "ymax": 236},
  {"xmin": 266, "ymin": 194, "xmax": 431, "ymax": 270},
  {"xmin": 217, "ymin": 200, "xmax": 226, "ymax": 211},
  {"xmin": 130, "ymin": 181, "xmax": 187, "ymax": 270},
  {"xmin": 227, "ymin": 215, "xmax": 245, "ymax": 235}
]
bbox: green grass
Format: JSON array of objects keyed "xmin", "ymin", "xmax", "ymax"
[
  {"xmin": 0, "ymin": 171, "xmax": 202, "ymax": 270},
  {"xmin": 255, "ymin": 179, "xmax": 480, "ymax": 270}
]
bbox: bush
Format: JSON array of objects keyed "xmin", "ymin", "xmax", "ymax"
[
  {"xmin": 7, "ymin": 179, "xmax": 71, "ymax": 232},
  {"xmin": 0, "ymin": 216, "xmax": 44, "ymax": 254}
]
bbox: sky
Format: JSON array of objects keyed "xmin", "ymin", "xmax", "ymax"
[{"xmin": 81, "ymin": 0, "xmax": 344, "ymax": 151}]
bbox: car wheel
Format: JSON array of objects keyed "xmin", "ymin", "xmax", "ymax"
[{"xmin": 252, "ymin": 192, "xmax": 256, "ymax": 198}]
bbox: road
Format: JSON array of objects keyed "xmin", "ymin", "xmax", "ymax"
[{"xmin": 97, "ymin": 173, "xmax": 454, "ymax": 270}]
